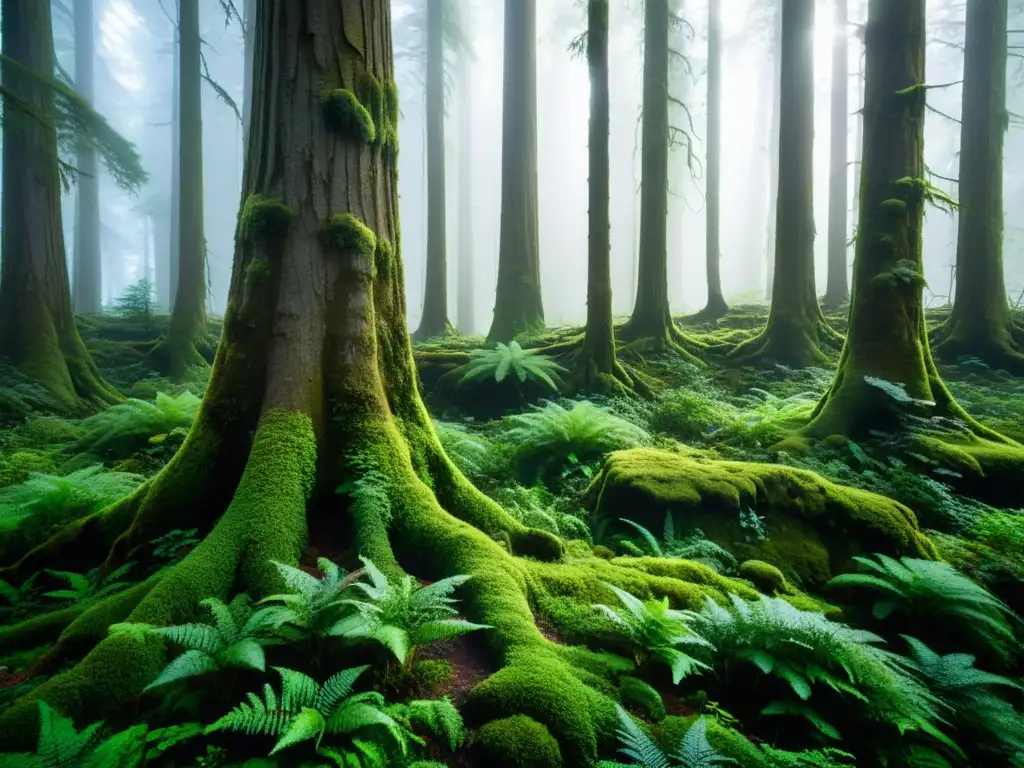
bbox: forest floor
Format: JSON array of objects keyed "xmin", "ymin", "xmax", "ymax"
[{"xmin": 0, "ymin": 302, "xmax": 1021, "ymax": 767}]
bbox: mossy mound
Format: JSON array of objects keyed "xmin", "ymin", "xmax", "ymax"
[
  {"xmin": 737, "ymin": 559, "xmax": 793, "ymax": 595},
  {"xmin": 589, "ymin": 448, "xmax": 936, "ymax": 587},
  {"xmin": 474, "ymin": 715, "xmax": 564, "ymax": 768}
]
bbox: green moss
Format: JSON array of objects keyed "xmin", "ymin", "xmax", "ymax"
[
  {"xmin": 589, "ymin": 448, "xmax": 936, "ymax": 587},
  {"xmin": 475, "ymin": 715, "xmax": 563, "ymax": 768},
  {"xmin": 375, "ymin": 238, "xmax": 394, "ymax": 278},
  {"xmin": 320, "ymin": 88, "xmax": 376, "ymax": 143},
  {"xmin": 321, "ymin": 213, "xmax": 377, "ymax": 258},
  {"xmin": 656, "ymin": 716, "xmax": 772, "ymax": 767},
  {"xmin": 0, "ymin": 450, "xmax": 57, "ymax": 488},
  {"xmin": 245, "ymin": 258, "xmax": 271, "ymax": 285},
  {"xmin": 355, "ymin": 71, "xmax": 384, "ymax": 134},
  {"xmin": 619, "ymin": 676, "xmax": 665, "ymax": 721},
  {"xmin": 0, "ymin": 605, "xmax": 87, "ymax": 656},
  {"xmin": 384, "ymin": 79, "xmax": 399, "ymax": 126},
  {"xmin": 737, "ymin": 559, "xmax": 792, "ymax": 595},
  {"xmin": 413, "ymin": 658, "xmax": 453, "ymax": 690},
  {"xmin": 239, "ymin": 194, "xmax": 294, "ymax": 245}
]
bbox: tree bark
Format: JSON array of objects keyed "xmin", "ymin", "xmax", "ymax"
[
  {"xmin": 931, "ymin": 0, "xmax": 1024, "ymax": 372},
  {"xmin": 699, "ymin": 0, "xmax": 728, "ymax": 318},
  {"xmin": 486, "ymin": 0, "xmax": 545, "ymax": 344},
  {"xmin": 413, "ymin": 0, "xmax": 452, "ymax": 340},
  {"xmin": 0, "ymin": 0, "xmax": 120, "ymax": 410},
  {"xmin": 456, "ymin": 40, "xmax": 475, "ymax": 335},
  {"xmin": 242, "ymin": 0, "xmax": 256, "ymax": 150},
  {"xmin": 619, "ymin": 0, "xmax": 702, "ymax": 359},
  {"xmin": 71, "ymin": 0, "xmax": 103, "ymax": 315},
  {"xmin": 150, "ymin": 0, "xmax": 208, "ymax": 378},
  {"xmin": 764, "ymin": 2, "xmax": 782, "ymax": 302},
  {"xmin": 823, "ymin": 0, "xmax": 850, "ymax": 308},
  {"xmin": 170, "ymin": 4, "xmax": 181, "ymax": 305},
  {"xmin": 730, "ymin": 0, "xmax": 838, "ymax": 367}
]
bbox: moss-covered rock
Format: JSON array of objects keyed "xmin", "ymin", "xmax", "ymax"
[
  {"xmin": 738, "ymin": 559, "xmax": 792, "ymax": 595},
  {"xmin": 619, "ymin": 676, "xmax": 665, "ymax": 721},
  {"xmin": 589, "ymin": 448, "xmax": 936, "ymax": 587},
  {"xmin": 474, "ymin": 715, "xmax": 564, "ymax": 768}
]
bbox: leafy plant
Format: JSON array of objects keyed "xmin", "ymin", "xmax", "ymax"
[
  {"xmin": 260, "ymin": 558, "xmax": 366, "ymax": 637},
  {"xmin": 600, "ymin": 704, "xmax": 735, "ymax": 767},
  {"xmin": 386, "ymin": 696, "xmax": 466, "ymax": 752},
  {"xmin": 329, "ymin": 558, "xmax": 489, "ymax": 667},
  {"xmin": 109, "ymin": 593, "xmax": 292, "ymax": 689},
  {"xmin": 150, "ymin": 527, "xmax": 201, "ymax": 563},
  {"xmin": 458, "ymin": 341, "xmax": 566, "ymax": 391},
  {"xmin": 617, "ymin": 515, "xmax": 737, "ymax": 573},
  {"xmin": 827, "ymin": 554, "xmax": 1019, "ymax": 659},
  {"xmin": 75, "ymin": 391, "xmax": 201, "ymax": 459},
  {"xmin": 206, "ymin": 664, "xmax": 409, "ymax": 761},
  {"xmin": 592, "ymin": 583, "xmax": 711, "ymax": 684},
  {"xmin": 43, "ymin": 563, "xmax": 135, "ymax": 603},
  {"xmin": 112, "ymin": 278, "xmax": 156, "ymax": 321}
]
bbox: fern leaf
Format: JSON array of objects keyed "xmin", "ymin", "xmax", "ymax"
[
  {"xmin": 411, "ymin": 574, "xmax": 471, "ymax": 609},
  {"xmin": 327, "ymin": 701, "xmax": 404, "ymax": 745},
  {"xmin": 274, "ymin": 666, "xmax": 320, "ymax": 711},
  {"xmin": 315, "ymin": 665, "xmax": 370, "ymax": 714},
  {"xmin": 618, "ymin": 518, "xmax": 663, "ymax": 557},
  {"xmin": 370, "ymin": 623, "xmax": 411, "ymax": 663},
  {"xmin": 206, "ymin": 684, "xmax": 290, "ymax": 737},
  {"xmin": 270, "ymin": 707, "xmax": 327, "ymax": 754},
  {"xmin": 611, "ymin": 704, "xmax": 669, "ymax": 768},
  {"xmin": 762, "ymin": 701, "xmax": 841, "ymax": 740},
  {"xmin": 269, "ymin": 561, "xmax": 323, "ymax": 600},
  {"xmin": 81, "ymin": 724, "xmax": 148, "ymax": 768},
  {"xmin": 411, "ymin": 619, "xmax": 489, "ymax": 647},
  {"xmin": 405, "ymin": 698, "xmax": 465, "ymax": 750},
  {"xmin": 145, "ymin": 649, "xmax": 219, "ymax": 690},
  {"xmin": 220, "ymin": 637, "xmax": 267, "ymax": 671},
  {"xmin": 654, "ymin": 647, "xmax": 710, "ymax": 685},
  {"xmin": 152, "ymin": 623, "xmax": 223, "ymax": 655},
  {"xmin": 670, "ymin": 717, "xmax": 737, "ymax": 767},
  {"xmin": 199, "ymin": 597, "xmax": 239, "ymax": 645}
]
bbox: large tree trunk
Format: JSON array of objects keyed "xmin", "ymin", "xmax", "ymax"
[
  {"xmin": 699, "ymin": 0, "xmax": 727, "ymax": 318},
  {"xmin": 71, "ymin": 0, "xmax": 103, "ymax": 315},
  {"xmin": 764, "ymin": 3, "xmax": 782, "ymax": 302},
  {"xmin": 169, "ymin": 7, "xmax": 181, "ymax": 305},
  {"xmin": 619, "ymin": 0, "xmax": 701, "ymax": 358},
  {"xmin": 242, "ymin": 0, "xmax": 256, "ymax": 150},
  {"xmin": 150, "ymin": 0, "xmax": 207, "ymax": 378},
  {"xmin": 730, "ymin": 0, "xmax": 838, "ymax": 367},
  {"xmin": 822, "ymin": 0, "xmax": 850, "ymax": 308},
  {"xmin": 0, "ymin": 0, "xmax": 120, "ymax": 410},
  {"xmin": 486, "ymin": 0, "xmax": 545, "ymax": 343},
  {"xmin": 456, "ymin": 41, "xmax": 475, "ymax": 335},
  {"xmin": 932, "ymin": 0, "xmax": 1024, "ymax": 372},
  {"xmin": 413, "ymin": 0, "xmax": 452, "ymax": 340}
]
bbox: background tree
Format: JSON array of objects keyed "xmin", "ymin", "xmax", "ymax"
[
  {"xmin": 823, "ymin": 0, "xmax": 850, "ymax": 308},
  {"xmin": 149, "ymin": 0, "xmax": 208, "ymax": 378},
  {"xmin": 619, "ymin": 0, "xmax": 702, "ymax": 358},
  {"xmin": 487, "ymin": 0, "xmax": 545, "ymax": 344},
  {"xmin": 71, "ymin": 0, "xmax": 102, "ymax": 315},
  {"xmin": 457, "ymin": 35, "xmax": 475, "ymax": 335},
  {"xmin": 730, "ymin": 0, "xmax": 839, "ymax": 367},
  {"xmin": 699, "ymin": 0, "xmax": 727, "ymax": 319},
  {"xmin": 0, "ymin": 0, "xmax": 131, "ymax": 410},
  {"xmin": 931, "ymin": 0, "xmax": 1024, "ymax": 372}
]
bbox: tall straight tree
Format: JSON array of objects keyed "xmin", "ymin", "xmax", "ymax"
[
  {"xmin": 414, "ymin": 0, "xmax": 452, "ymax": 340},
  {"xmin": 150, "ymin": 0, "xmax": 207, "ymax": 378},
  {"xmin": 932, "ymin": 0, "xmax": 1024, "ymax": 372},
  {"xmin": 72, "ymin": 0, "xmax": 102, "ymax": 314},
  {"xmin": 699, "ymin": 0, "xmax": 727, "ymax": 318},
  {"xmin": 764, "ymin": 1, "xmax": 782, "ymax": 301},
  {"xmin": 456, "ymin": 40, "xmax": 475, "ymax": 335},
  {"xmin": 823, "ymin": 0, "xmax": 850, "ymax": 308},
  {"xmin": 575, "ymin": 0, "xmax": 633, "ymax": 392},
  {"xmin": 620, "ymin": 0, "xmax": 701, "ymax": 358},
  {"xmin": 730, "ymin": 0, "xmax": 838, "ymax": 367},
  {"xmin": 0, "ymin": 0, "xmax": 120, "ymax": 409},
  {"xmin": 487, "ymin": 0, "xmax": 544, "ymax": 344},
  {"xmin": 809, "ymin": 0, "xmax": 1016, "ymax": 444}
]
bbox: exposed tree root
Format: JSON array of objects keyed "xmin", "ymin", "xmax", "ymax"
[
  {"xmin": 728, "ymin": 310, "xmax": 844, "ymax": 368},
  {"xmin": 930, "ymin": 318, "xmax": 1024, "ymax": 375},
  {"xmin": 617, "ymin": 314, "xmax": 706, "ymax": 365},
  {"xmin": 693, "ymin": 293, "xmax": 730, "ymax": 322}
]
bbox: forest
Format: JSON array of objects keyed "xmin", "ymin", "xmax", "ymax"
[{"xmin": 0, "ymin": 0, "xmax": 1022, "ymax": 766}]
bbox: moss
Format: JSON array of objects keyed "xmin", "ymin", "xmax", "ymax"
[
  {"xmin": 413, "ymin": 658, "xmax": 453, "ymax": 690},
  {"xmin": 592, "ymin": 545, "xmax": 615, "ymax": 560},
  {"xmin": 321, "ymin": 213, "xmax": 377, "ymax": 258},
  {"xmin": 589, "ymin": 448, "xmax": 936, "ymax": 587},
  {"xmin": 320, "ymin": 88, "xmax": 376, "ymax": 143},
  {"xmin": 239, "ymin": 194, "xmax": 294, "ymax": 245},
  {"xmin": 737, "ymin": 559, "xmax": 792, "ymax": 595},
  {"xmin": 656, "ymin": 716, "xmax": 771, "ymax": 767},
  {"xmin": 0, "ymin": 450, "xmax": 57, "ymax": 488},
  {"xmin": 375, "ymin": 238, "xmax": 394, "ymax": 278},
  {"xmin": 619, "ymin": 676, "xmax": 665, "ymax": 721},
  {"xmin": 474, "ymin": 715, "xmax": 563, "ymax": 768},
  {"xmin": 355, "ymin": 71, "xmax": 384, "ymax": 133},
  {"xmin": 0, "ymin": 605, "xmax": 87, "ymax": 656}
]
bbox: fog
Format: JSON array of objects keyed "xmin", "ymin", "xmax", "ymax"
[{"xmin": 38, "ymin": 0, "xmax": 1024, "ymax": 322}]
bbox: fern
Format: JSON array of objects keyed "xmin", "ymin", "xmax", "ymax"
[
  {"xmin": 386, "ymin": 697, "xmax": 466, "ymax": 751},
  {"xmin": 827, "ymin": 554, "xmax": 1019, "ymax": 659},
  {"xmin": 44, "ymin": 563, "xmax": 135, "ymax": 603},
  {"xmin": 593, "ymin": 583, "xmax": 711, "ymax": 684},
  {"xmin": 329, "ymin": 557, "xmax": 489, "ymax": 666},
  {"xmin": 458, "ymin": 341, "xmax": 566, "ymax": 391},
  {"xmin": 208, "ymin": 665, "xmax": 409, "ymax": 758},
  {"xmin": 75, "ymin": 391, "xmax": 201, "ymax": 459},
  {"xmin": 617, "ymin": 516, "xmax": 737, "ymax": 573},
  {"xmin": 259, "ymin": 558, "xmax": 366, "ymax": 637},
  {"xmin": 606, "ymin": 704, "xmax": 735, "ymax": 767},
  {"xmin": 501, "ymin": 400, "xmax": 649, "ymax": 484},
  {"xmin": 109, "ymin": 593, "xmax": 291, "ymax": 689}
]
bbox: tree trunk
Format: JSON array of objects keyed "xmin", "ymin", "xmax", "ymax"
[
  {"xmin": 0, "ymin": 0, "xmax": 120, "ymax": 410},
  {"xmin": 456, "ymin": 41, "xmax": 475, "ymax": 335},
  {"xmin": 764, "ymin": 2, "xmax": 782, "ymax": 302},
  {"xmin": 619, "ymin": 0, "xmax": 701, "ymax": 359},
  {"xmin": 170, "ymin": 7, "xmax": 181, "ymax": 306},
  {"xmin": 242, "ymin": 0, "xmax": 256, "ymax": 150},
  {"xmin": 700, "ymin": 0, "xmax": 727, "ymax": 318},
  {"xmin": 808, "ymin": 0, "xmax": 1012, "ymax": 441},
  {"xmin": 150, "ymin": 0, "xmax": 207, "ymax": 378},
  {"xmin": 413, "ymin": 0, "xmax": 452, "ymax": 340},
  {"xmin": 932, "ymin": 0, "xmax": 1024, "ymax": 372},
  {"xmin": 822, "ymin": 0, "xmax": 850, "ymax": 308},
  {"xmin": 666, "ymin": 0, "xmax": 686, "ymax": 310},
  {"xmin": 154, "ymin": 210, "xmax": 172, "ymax": 309},
  {"xmin": 730, "ymin": 0, "xmax": 837, "ymax": 367},
  {"xmin": 71, "ymin": 0, "xmax": 102, "ymax": 315},
  {"xmin": 486, "ymin": 0, "xmax": 545, "ymax": 343}
]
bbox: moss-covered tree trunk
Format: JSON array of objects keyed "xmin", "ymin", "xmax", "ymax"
[
  {"xmin": 0, "ymin": 0, "xmax": 120, "ymax": 410},
  {"xmin": 414, "ymin": 0, "xmax": 452, "ymax": 341},
  {"xmin": 822, "ymin": 0, "xmax": 850, "ymax": 309},
  {"xmin": 456, "ymin": 41, "xmax": 475, "ymax": 335},
  {"xmin": 619, "ymin": 0, "xmax": 701, "ymax": 359},
  {"xmin": 486, "ymin": 0, "xmax": 545, "ymax": 344},
  {"xmin": 149, "ymin": 0, "xmax": 207, "ymax": 378},
  {"xmin": 807, "ymin": 0, "xmax": 1010, "ymax": 439},
  {"xmin": 730, "ymin": 0, "xmax": 839, "ymax": 367},
  {"xmin": 931, "ymin": 0, "xmax": 1024, "ymax": 372},
  {"xmin": 699, "ymin": 0, "xmax": 728, "ymax": 319},
  {"xmin": 764, "ymin": 3, "xmax": 781, "ymax": 302},
  {"xmin": 71, "ymin": 0, "xmax": 103, "ymax": 316}
]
